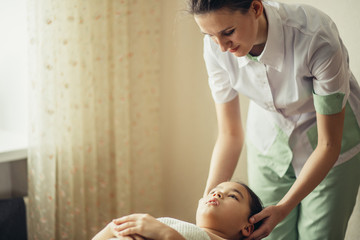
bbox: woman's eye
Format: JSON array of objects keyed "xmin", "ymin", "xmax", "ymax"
[
  {"xmin": 223, "ymin": 29, "xmax": 235, "ymax": 36},
  {"xmin": 229, "ymin": 194, "xmax": 238, "ymax": 200}
]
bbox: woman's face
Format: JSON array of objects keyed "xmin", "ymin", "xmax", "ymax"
[
  {"xmin": 194, "ymin": 5, "xmax": 262, "ymax": 57},
  {"xmin": 196, "ymin": 182, "xmax": 253, "ymax": 238}
]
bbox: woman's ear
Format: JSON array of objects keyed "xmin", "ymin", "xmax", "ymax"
[
  {"xmin": 241, "ymin": 224, "xmax": 254, "ymax": 237},
  {"xmin": 251, "ymin": 0, "xmax": 264, "ymax": 18}
]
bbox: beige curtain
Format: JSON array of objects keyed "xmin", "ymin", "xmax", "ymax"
[{"xmin": 27, "ymin": 0, "xmax": 162, "ymax": 239}]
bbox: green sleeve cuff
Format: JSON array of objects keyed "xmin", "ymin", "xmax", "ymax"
[{"xmin": 312, "ymin": 91, "xmax": 345, "ymax": 115}]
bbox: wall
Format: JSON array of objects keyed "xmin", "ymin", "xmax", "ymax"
[
  {"xmin": 159, "ymin": 0, "xmax": 360, "ymax": 238},
  {"xmin": 0, "ymin": 159, "xmax": 28, "ymax": 199},
  {"xmin": 0, "ymin": 162, "xmax": 12, "ymax": 199},
  {"xmin": 160, "ymin": 0, "xmax": 249, "ymax": 222},
  {"xmin": 160, "ymin": 0, "xmax": 217, "ymax": 221}
]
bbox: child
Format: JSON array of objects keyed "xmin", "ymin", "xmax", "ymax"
[{"xmin": 92, "ymin": 181, "xmax": 263, "ymax": 240}]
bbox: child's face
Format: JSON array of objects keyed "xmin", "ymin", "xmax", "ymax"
[{"xmin": 196, "ymin": 182, "xmax": 252, "ymax": 238}]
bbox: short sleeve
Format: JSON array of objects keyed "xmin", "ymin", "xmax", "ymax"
[
  {"xmin": 312, "ymin": 91, "xmax": 345, "ymax": 115},
  {"xmin": 309, "ymin": 23, "xmax": 351, "ymax": 115},
  {"xmin": 203, "ymin": 36, "xmax": 238, "ymax": 103}
]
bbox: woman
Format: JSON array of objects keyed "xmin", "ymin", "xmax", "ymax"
[
  {"xmin": 92, "ymin": 181, "xmax": 263, "ymax": 240},
  {"xmin": 187, "ymin": 0, "xmax": 360, "ymax": 239}
]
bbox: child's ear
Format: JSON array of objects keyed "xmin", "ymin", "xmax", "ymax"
[{"xmin": 241, "ymin": 224, "xmax": 254, "ymax": 237}]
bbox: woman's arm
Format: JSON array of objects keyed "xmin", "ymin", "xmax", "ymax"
[
  {"xmin": 247, "ymin": 108, "xmax": 345, "ymax": 240},
  {"xmin": 204, "ymin": 96, "xmax": 244, "ymax": 195}
]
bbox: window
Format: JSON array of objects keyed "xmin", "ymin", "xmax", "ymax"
[{"xmin": 0, "ymin": 0, "xmax": 28, "ymax": 162}]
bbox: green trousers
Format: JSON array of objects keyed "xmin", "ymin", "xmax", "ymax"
[{"xmin": 248, "ymin": 153, "xmax": 360, "ymax": 240}]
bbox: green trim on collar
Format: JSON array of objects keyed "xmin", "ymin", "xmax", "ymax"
[
  {"xmin": 313, "ymin": 91, "xmax": 345, "ymax": 115},
  {"xmin": 246, "ymin": 53, "xmax": 259, "ymax": 62}
]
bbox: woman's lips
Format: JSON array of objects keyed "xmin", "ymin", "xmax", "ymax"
[
  {"xmin": 206, "ymin": 198, "xmax": 219, "ymax": 206},
  {"xmin": 229, "ymin": 46, "xmax": 239, "ymax": 53}
]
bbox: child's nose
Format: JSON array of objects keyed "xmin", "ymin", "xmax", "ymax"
[{"xmin": 213, "ymin": 192, "xmax": 223, "ymax": 198}]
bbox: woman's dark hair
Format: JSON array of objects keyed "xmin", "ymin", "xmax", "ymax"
[
  {"xmin": 235, "ymin": 181, "xmax": 263, "ymax": 231},
  {"xmin": 187, "ymin": 0, "xmax": 255, "ymax": 15}
]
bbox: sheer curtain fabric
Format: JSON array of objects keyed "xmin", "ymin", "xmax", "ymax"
[{"xmin": 27, "ymin": 0, "xmax": 162, "ymax": 239}]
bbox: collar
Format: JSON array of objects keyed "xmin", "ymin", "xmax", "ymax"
[{"xmin": 238, "ymin": 1, "xmax": 285, "ymax": 71}]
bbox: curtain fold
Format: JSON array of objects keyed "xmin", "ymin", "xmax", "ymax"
[{"xmin": 27, "ymin": 0, "xmax": 162, "ymax": 239}]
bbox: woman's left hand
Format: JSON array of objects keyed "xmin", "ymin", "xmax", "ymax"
[{"xmin": 244, "ymin": 205, "xmax": 289, "ymax": 240}]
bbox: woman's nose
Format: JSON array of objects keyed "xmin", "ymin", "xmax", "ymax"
[{"xmin": 216, "ymin": 37, "xmax": 230, "ymax": 52}]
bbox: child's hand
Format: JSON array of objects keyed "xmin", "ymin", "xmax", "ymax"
[
  {"xmin": 112, "ymin": 214, "xmax": 160, "ymax": 239},
  {"xmin": 112, "ymin": 214, "xmax": 185, "ymax": 240},
  {"xmin": 115, "ymin": 235, "xmax": 145, "ymax": 240},
  {"xmin": 108, "ymin": 221, "xmax": 145, "ymax": 239},
  {"xmin": 92, "ymin": 221, "xmax": 145, "ymax": 240}
]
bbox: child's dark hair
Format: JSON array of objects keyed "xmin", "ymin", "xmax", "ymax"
[
  {"xmin": 235, "ymin": 181, "xmax": 263, "ymax": 231},
  {"xmin": 187, "ymin": 0, "xmax": 255, "ymax": 15}
]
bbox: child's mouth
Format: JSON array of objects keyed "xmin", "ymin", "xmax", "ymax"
[{"xmin": 206, "ymin": 198, "xmax": 219, "ymax": 206}]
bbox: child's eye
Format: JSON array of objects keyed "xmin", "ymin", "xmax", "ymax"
[
  {"xmin": 229, "ymin": 194, "xmax": 238, "ymax": 200},
  {"xmin": 223, "ymin": 29, "xmax": 235, "ymax": 36}
]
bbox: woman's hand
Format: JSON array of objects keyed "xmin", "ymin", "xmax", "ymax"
[
  {"xmin": 112, "ymin": 214, "xmax": 185, "ymax": 240},
  {"xmin": 245, "ymin": 205, "xmax": 289, "ymax": 240}
]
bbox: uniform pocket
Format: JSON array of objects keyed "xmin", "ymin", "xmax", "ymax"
[{"xmin": 247, "ymin": 125, "xmax": 293, "ymax": 177}]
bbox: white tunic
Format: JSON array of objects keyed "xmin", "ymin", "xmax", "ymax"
[
  {"xmin": 158, "ymin": 218, "xmax": 211, "ymax": 240},
  {"xmin": 107, "ymin": 218, "xmax": 210, "ymax": 240},
  {"xmin": 203, "ymin": 0, "xmax": 360, "ymax": 176}
]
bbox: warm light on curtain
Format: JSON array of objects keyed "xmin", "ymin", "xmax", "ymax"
[{"xmin": 27, "ymin": 0, "xmax": 162, "ymax": 239}]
